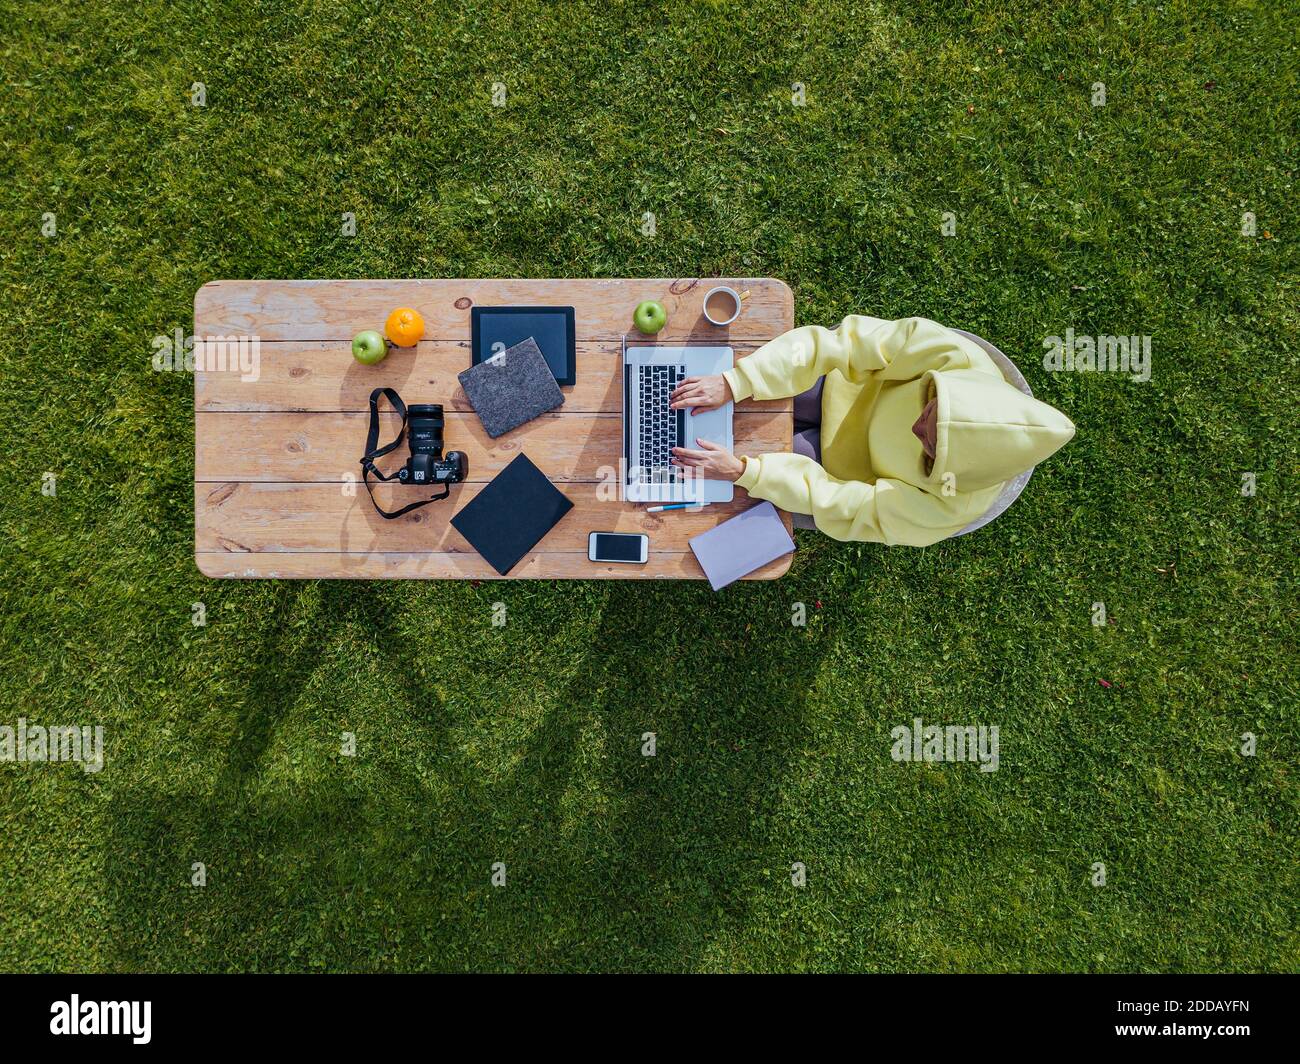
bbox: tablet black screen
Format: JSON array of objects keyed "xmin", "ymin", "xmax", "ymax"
[{"xmin": 471, "ymin": 306, "xmax": 575, "ymax": 386}]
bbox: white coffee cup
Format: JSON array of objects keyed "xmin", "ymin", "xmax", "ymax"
[{"xmin": 703, "ymin": 285, "xmax": 741, "ymax": 326}]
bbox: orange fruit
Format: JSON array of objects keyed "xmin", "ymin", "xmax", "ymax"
[{"xmin": 384, "ymin": 307, "xmax": 425, "ymax": 347}]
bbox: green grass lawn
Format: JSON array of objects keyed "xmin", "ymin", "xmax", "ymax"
[{"xmin": 1, "ymin": 0, "xmax": 1296, "ymax": 972}]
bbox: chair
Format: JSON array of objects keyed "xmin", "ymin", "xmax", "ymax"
[
  {"xmin": 948, "ymin": 330, "xmax": 1035, "ymax": 537},
  {"xmin": 789, "ymin": 329, "xmax": 1034, "ymax": 537}
]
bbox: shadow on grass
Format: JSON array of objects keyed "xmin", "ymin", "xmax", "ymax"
[
  {"xmin": 484, "ymin": 585, "xmax": 835, "ymax": 970},
  {"xmin": 103, "ymin": 579, "xmax": 834, "ymax": 971}
]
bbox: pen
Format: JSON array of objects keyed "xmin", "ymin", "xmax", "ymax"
[{"xmin": 646, "ymin": 502, "xmax": 709, "ymax": 513}]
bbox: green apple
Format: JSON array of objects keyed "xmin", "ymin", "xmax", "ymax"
[
  {"xmin": 633, "ymin": 300, "xmax": 667, "ymax": 334},
  {"xmin": 352, "ymin": 329, "xmax": 388, "ymax": 365}
]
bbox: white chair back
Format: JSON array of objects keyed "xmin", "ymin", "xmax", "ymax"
[{"xmin": 949, "ymin": 330, "xmax": 1035, "ymax": 538}]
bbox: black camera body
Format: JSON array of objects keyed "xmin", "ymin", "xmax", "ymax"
[
  {"xmin": 396, "ymin": 404, "xmax": 468, "ymax": 487},
  {"xmin": 361, "ymin": 391, "xmax": 469, "ymax": 519}
]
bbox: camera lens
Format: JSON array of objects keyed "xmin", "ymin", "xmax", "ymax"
[{"xmin": 407, "ymin": 404, "xmax": 444, "ymax": 457}]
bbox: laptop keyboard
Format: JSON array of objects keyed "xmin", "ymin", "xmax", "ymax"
[{"xmin": 636, "ymin": 364, "xmax": 687, "ymax": 484}]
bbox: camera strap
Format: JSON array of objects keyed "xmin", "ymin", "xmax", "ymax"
[{"xmin": 359, "ymin": 387, "xmax": 451, "ymax": 519}]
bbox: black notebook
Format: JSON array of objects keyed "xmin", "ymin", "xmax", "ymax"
[{"xmin": 450, "ymin": 454, "xmax": 573, "ymax": 576}]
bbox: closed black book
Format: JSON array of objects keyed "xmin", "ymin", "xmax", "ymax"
[{"xmin": 450, "ymin": 454, "xmax": 574, "ymax": 576}]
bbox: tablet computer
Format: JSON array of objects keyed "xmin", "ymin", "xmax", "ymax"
[{"xmin": 471, "ymin": 306, "xmax": 576, "ymax": 386}]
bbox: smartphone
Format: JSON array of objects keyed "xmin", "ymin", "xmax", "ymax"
[{"xmin": 588, "ymin": 532, "xmax": 649, "ymax": 564}]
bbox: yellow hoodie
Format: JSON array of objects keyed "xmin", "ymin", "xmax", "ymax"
[{"xmin": 722, "ymin": 316, "xmax": 1076, "ymax": 546}]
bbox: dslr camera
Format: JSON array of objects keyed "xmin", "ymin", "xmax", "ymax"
[
  {"xmin": 361, "ymin": 390, "xmax": 469, "ymax": 519},
  {"xmin": 397, "ymin": 404, "xmax": 469, "ymax": 487}
]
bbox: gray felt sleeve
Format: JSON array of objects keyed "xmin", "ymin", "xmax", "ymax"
[{"xmin": 457, "ymin": 336, "xmax": 565, "ymax": 438}]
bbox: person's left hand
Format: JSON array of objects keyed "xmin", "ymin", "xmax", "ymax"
[{"xmin": 671, "ymin": 438, "xmax": 745, "ymax": 481}]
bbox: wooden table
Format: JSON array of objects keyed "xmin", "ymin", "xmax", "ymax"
[{"xmin": 194, "ymin": 278, "xmax": 794, "ymax": 580}]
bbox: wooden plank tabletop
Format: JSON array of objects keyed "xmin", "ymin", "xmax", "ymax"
[{"xmin": 195, "ymin": 278, "xmax": 795, "ymax": 580}]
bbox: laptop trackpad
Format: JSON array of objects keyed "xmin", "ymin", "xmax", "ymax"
[
  {"xmin": 686, "ymin": 405, "xmax": 734, "ymax": 502},
  {"xmin": 687, "ymin": 405, "xmax": 729, "ymax": 450}
]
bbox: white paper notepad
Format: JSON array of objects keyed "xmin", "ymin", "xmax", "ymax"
[{"xmin": 689, "ymin": 501, "xmax": 796, "ymax": 590}]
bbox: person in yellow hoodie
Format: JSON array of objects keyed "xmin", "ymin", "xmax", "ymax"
[{"xmin": 669, "ymin": 315, "xmax": 1075, "ymax": 546}]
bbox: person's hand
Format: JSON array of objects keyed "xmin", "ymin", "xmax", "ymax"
[
  {"xmin": 670, "ymin": 374, "xmax": 732, "ymax": 411},
  {"xmin": 671, "ymin": 438, "xmax": 745, "ymax": 481}
]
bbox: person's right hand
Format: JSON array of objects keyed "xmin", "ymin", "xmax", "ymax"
[{"xmin": 670, "ymin": 374, "xmax": 732, "ymax": 411}]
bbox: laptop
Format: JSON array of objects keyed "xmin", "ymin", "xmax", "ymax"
[{"xmin": 622, "ymin": 341, "xmax": 734, "ymax": 504}]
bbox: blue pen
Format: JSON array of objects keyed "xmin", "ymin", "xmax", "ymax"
[{"xmin": 646, "ymin": 502, "xmax": 708, "ymax": 513}]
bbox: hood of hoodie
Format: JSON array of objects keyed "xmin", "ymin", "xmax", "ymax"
[{"xmin": 868, "ymin": 368, "xmax": 1076, "ymax": 494}]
